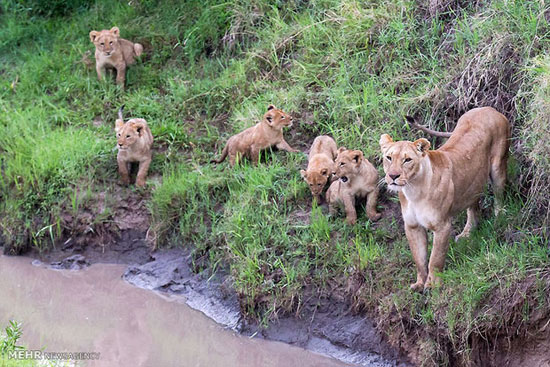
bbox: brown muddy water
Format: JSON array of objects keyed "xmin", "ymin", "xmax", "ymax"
[{"xmin": 0, "ymin": 255, "xmax": 350, "ymax": 367}]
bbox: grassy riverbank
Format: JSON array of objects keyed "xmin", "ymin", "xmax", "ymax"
[{"xmin": 1, "ymin": 0, "xmax": 550, "ymax": 365}]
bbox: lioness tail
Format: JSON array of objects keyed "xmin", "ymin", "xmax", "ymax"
[
  {"xmin": 405, "ymin": 116, "xmax": 452, "ymax": 138},
  {"xmin": 211, "ymin": 145, "xmax": 228, "ymax": 164}
]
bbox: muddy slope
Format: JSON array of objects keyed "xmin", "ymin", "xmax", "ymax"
[{"xmin": 122, "ymin": 247, "xmax": 409, "ymax": 367}]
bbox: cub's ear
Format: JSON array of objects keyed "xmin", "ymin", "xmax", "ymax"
[
  {"xmin": 300, "ymin": 169, "xmax": 307, "ymax": 179},
  {"xmin": 414, "ymin": 138, "xmax": 430, "ymax": 154},
  {"xmin": 115, "ymin": 119, "xmax": 124, "ymax": 132},
  {"xmin": 337, "ymin": 147, "xmax": 347, "ymax": 154},
  {"xmin": 267, "ymin": 104, "xmax": 276, "ymax": 111},
  {"xmin": 130, "ymin": 119, "xmax": 147, "ymax": 136},
  {"xmin": 265, "ymin": 114, "xmax": 273, "ymax": 125},
  {"xmin": 379, "ymin": 134, "xmax": 393, "ymax": 151},
  {"xmin": 352, "ymin": 150, "xmax": 363, "ymax": 164},
  {"xmin": 90, "ymin": 31, "xmax": 99, "ymax": 43},
  {"xmin": 110, "ymin": 27, "xmax": 120, "ymax": 37},
  {"xmin": 321, "ymin": 168, "xmax": 328, "ymax": 176}
]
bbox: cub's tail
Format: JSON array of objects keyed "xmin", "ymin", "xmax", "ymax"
[
  {"xmin": 405, "ymin": 116, "xmax": 452, "ymax": 138},
  {"xmin": 134, "ymin": 43, "xmax": 144, "ymax": 58},
  {"xmin": 210, "ymin": 145, "xmax": 228, "ymax": 164},
  {"xmin": 118, "ymin": 105, "xmax": 125, "ymax": 121}
]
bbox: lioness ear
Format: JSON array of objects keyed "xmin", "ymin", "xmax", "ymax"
[
  {"xmin": 352, "ymin": 150, "xmax": 363, "ymax": 164},
  {"xmin": 115, "ymin": 119, "xmax": 124, "ymax": 132},
  {"xmin": 414, "ymin": 138, "xmax": 430, "ymax": 154},
  {"xmin": 321, "ymin": 168, "xmax": 328, "ymax": 176},
  {"xmin": 267, "ymin": 104, "xmax": 275, "ymax": 111},
  {"xmin": 90, "ymin": 31, "xmax": 99, "ymax": 43},
  {"xmin": 379, "ymin": 134, "xmax": 393, "ymax": 150},
  {"xmin": 110, "ymin": 27, "xmax": 120, "ymax": 37},
  {"xmin": 300, "ymin": 170, "xmax": 307, "ymax": 179}
]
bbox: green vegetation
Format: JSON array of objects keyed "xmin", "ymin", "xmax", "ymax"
[
  {"xmin": 1, "ymin": 0, "xmax": 550, "ymax": 365},
  {"xmin": 0, "ymin": 321, "xmax": 35, "ymax": 367}
]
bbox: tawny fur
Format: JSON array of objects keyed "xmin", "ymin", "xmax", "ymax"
[
  {"xmin": 327, "ymin": 148, "xmax": 381, "ymax": 225},
  {"xmin": 380, "ymin": 106, "xmax": 510, "ymax": 292},
  {"xmin": 211, "ymin": 105, "xmax": 298, "ymax": 166},
  {"xmin": 300, "ymin": 135, "xmax": 338, "ymax": 203},
  {"xmin": 89, "ymin": 27, "xmax": 143, "ymax": 90},
  {"xmin": 115, "ymin": 110, "xmax": 153, "ymax": 187}
]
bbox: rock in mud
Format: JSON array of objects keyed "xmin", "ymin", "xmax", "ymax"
[{"xmin": 49, "ymin": 255, "xmax": 90, "ymax": 270}]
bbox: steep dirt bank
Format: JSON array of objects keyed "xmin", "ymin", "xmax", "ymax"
[{"xmin": 3, "ymin": 190, "xmax": 550, "ymax": 367}]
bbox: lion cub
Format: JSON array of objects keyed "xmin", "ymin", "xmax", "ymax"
[
  {"xmin": 115, "ymin": 106, "xmax": 153, "ymax": 187},
  {"xmin": 89, "ymin": 27, "xmax": 143, "ymax": 90},
  {"xmin": 326, "ymin": 148, "xmax": 381, "ymax": 225},
  {"xmin": 211, "ymin": 105, "xmax": 299, "ymax": 166},
  {"xmin": 300, "ymin": 136, "xmax": 337, "ymax": 203}
]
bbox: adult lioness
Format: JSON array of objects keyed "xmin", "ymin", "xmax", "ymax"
[
  {"xmin": 89, "ymin": 27, "xmax": 143, "ymax": 90},
  {"xmin": 327, "ymin": 148, "xmax": 381, "ymax": 225},
  {"xmin": 211, "ymin": 105, "xmax": 299, "ymax": 166},
  {"xmin": 301, "ymin": 135, "xmax": 338, "ymax": 204},
  {"xmin": 115, "ymin": 106, "xmax": 153, "ymax": 187},
  {"xmin": 379, "ymin": 107, "xmax": 510, "ymax": 291}
]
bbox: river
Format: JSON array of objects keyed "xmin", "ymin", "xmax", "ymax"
[{"xmin": 0, "ymin": 255, "xmax": 350, "ymax": 367}]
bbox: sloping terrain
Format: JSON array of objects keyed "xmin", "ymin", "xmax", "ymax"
[{"xmin": 1, "ymin": 1, "xmax": 549, "ymax": 365}]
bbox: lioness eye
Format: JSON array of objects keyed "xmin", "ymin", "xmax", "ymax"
[
  {"xmin": 340, "ymin": 162, "xmax": 345, "ymax": 166},
  {"xmin": 100, "ymin": 42, "xmax": 104, "ymax": 46},
  {"xmin": 126, "ymin": 135, "xmax": 130, "ymax": 138},
  {"xmin": 404, "ymin": 158, "xmax": 412, "ymax": 163},
  {"xmin": 109, "ymin": 41, "xmax": 113, "ymax": 45},
  {"xmin": 281, "ymin": 116, "xmax": 285, "ymax": 119},
  {"xmin": 117, "ymin": 133, "xmax": 120, "ymax": 137},
  {"xmin": 386, "ymin": 156, "xmax": 392, "ymax": 161}
]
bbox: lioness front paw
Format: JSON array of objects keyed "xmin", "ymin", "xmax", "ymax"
[
  {"xmin": 410, "ymin": 281, "xmax": 424, "ymax": 292},
  {"xmin": 368, "ymin": 212, "xmax": 382, "ymax": 222},
  {"xmin": 424, "ymin": 274, "xmax": 441, "ymax": 290},
  {"xmin": 136, "ymin": 178, "xmax": 146, "ymax": 187},
  {"xmin": 346, "ymin": 217, "xmax": 357, "ymax": 225}
]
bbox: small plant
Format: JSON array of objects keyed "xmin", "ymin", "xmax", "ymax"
[{"xmin": 0, "ymin": 320, "xmax": 23, "ymax": 355}]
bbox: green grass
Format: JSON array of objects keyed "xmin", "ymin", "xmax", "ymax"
[{"xmin": 1, "ymin": 0, "xmax": 550, "ymax": 365}]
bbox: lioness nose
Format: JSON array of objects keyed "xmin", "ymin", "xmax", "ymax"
[{"xmin": 389, "ymin": 173, "xmax": 400, "ymax": 181}]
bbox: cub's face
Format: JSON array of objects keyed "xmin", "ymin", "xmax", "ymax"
[
  {"xmin": 379, "ymin": 134, "xmax": 430, "ymax": 192},
  {"xmin": 115, "ymin": 118, "xmax": 147, "ymax": 151},
  {"xmin": 90, "ymin": 27, "xmax": 120, "ymax": 57},
  {"xmin": 334, "ymin": 149, "xmax": 363, "ymax": 183},
  {"xmin": 264, "ymin": 105, "xmax": 293, "ymax": 129},
  {"xmin": 301, "ymin": 169, "xmax": 330, "ymax": 196}
]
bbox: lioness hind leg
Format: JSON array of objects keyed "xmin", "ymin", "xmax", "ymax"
[
  {"xmin": 455, "ymin": 201, "xmax": 479, "ymax": 241},
  {"xmin": 490, "ymin": 155, "xmax": 508, "ymax": 216}
]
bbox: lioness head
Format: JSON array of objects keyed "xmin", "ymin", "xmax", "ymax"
[
  {"xmin": 264, "ymin": 105, "xmax": 293, "ymax": 128},
  {"xmin": 115, "ymin": 118, "xmax": 148, "ymax": 151},
  {"xmin": 334, "ymin": 148, "xmax": 363, "ymax": 183},
  {"xmin": 300, "ymin": 168, "xmax": 331, "ymax": 196},
  {"xmin": 379, "ymin": 134, "xmax": 430, "ymax": 191},
  {"xmin": 90, "ymin": 27, "xmax": 120, "ymax": 57}
]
